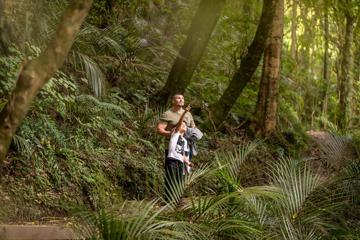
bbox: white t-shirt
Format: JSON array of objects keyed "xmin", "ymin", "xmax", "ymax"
[{"xmin": 167, "ymin": 132, "xmax": 189, "ymax": 162}]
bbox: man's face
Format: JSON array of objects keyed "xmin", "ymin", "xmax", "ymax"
[{"xmin": 172, "ymin": 94, "xmax": 184, "ymax": 107}]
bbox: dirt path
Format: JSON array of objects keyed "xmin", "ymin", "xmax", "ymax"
[{"xmin": 0, "ymin": 224, "xmax": 82, "ymax": 240}]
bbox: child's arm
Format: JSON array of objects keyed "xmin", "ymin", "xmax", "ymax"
[
  {"xmin": 174, "ymin": 105, "xmax": 191, "ymax": 133},
  {"xmin": 182, "ymin": 156, "xmax": 193, "ymax": 167}
]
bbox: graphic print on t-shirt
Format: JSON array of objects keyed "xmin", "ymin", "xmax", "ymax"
[{"xmin": 175, "ymin": 136, "xmax": 185, "ymax": 154}]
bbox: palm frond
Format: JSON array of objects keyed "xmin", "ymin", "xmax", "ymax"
[
  {"xmin": 280, "ymin": 216, "xmax": 321, "ymax": 240},
  {"xmin": 317, "ymin": 133, "xmax": 355, "ymax": 169},
  {"xmin": 76, "ymin": 53, "xmax": 104, "ymax": 97},
  {"xmin": 216, "ymin": 141, "xmax": 260, "ymax": 190},
  {"xmin": 81, "ymin": 200, "xmax": 188, "ymax": 240},
  {"xmin": 12, "ymin": 134, "xmax": 32, "ymax": 156},
  {"xmin": 269, "ymin": 157, "xmax": 322, "ymax": 217},
  {"xmin": 189, "ymin": 193, "xmax": 234, "ymax": 223},
  {"xmin": 266, "ymin": 156, "xmax": 353, "ymax": 239},
  {"xmin": 161, "ymin": 164, "xmax": 212, "ymax": 209},
  {"xmin": 75, "ymin": 95, "xmax": 132, "ymax": 119},
  {"xmin": 245, "ymin": 197, "xmax": 268, "ymax": 225}
]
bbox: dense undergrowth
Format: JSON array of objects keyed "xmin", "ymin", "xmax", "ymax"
[
  {"xmin": 0, "ymin": 45, "xmax": 301, "ymax": 223},
  {"xmin": 0, "ymin": 45, "xmax": 359, "ymax": 239},
  {"xmin": 0, "ymin": 45, "xmax": 165, "ymax": 220},
  {"xmin": 0, "ymin": 1, "xmax": 359, "ymax": 238}
]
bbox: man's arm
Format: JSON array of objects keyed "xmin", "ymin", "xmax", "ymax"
[{"xmin": 157, "ymin": 122, "xmax": 172, "ymax": 137}]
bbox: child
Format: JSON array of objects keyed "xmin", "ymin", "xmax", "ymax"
[
  {"xmin": 167, "ymin": 105, "xmax": 193, "ymax": 170},
  {"xmin": 164, "ymin": 105, "xmax": 193, "ymax": 202}
]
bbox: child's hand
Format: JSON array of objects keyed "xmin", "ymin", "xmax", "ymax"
[
  {"xmin": 183, "ymin": 157, "xmax": 193, "ymax": 167},
  {"xmin": 185, "ymin": 104, "xmax": 191, "ymax": 112},
  {"xmin": 170, "ymin": 127, "xmax": 176, "ymax": 134}
]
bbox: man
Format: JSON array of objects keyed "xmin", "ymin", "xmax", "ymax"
[{"xmin": 157, "ymin": 94, "xmax": 195, "ymax": 138}]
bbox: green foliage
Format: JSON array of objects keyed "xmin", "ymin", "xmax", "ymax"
[
  {"xmin": 0, "ymin": 45, "xmax": 165, "ymax": 217},
  {"xmin": 1, "ymin": 1, "xmax": 359, "ymax": 238},
  {"xmin": 215, "ymin": 141, "xmax": 260, "ymax": 191},
  {"xmin": 190, "ymin": 0, "xmax": 263, "ymax": 118},
  {"xmin": 0, "ymin": 46, "xmax": 22, "ymax": 97},
  {"xmin": 351, "ymin": 130, "xmax": 360, "ymax": 156},
  {"xmin": 74, "ymin": 142, "xmax": 360, "ymax": 239}
]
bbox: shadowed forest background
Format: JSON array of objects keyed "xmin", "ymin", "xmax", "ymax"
[{"xmin": 0, "ymin": 0, "xmax": 359, "ymax": 239}]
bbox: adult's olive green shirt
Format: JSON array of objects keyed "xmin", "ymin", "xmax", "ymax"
[{"xmin": 159, "ymin": 108, "xmax": 195, "ymax": 132}]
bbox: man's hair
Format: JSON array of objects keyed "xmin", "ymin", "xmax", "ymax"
[{"xmin": 172, "ymin": 93, "xmax": 184, "ymax": 99}]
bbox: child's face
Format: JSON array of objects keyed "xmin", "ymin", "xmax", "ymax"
[{"xmin": 180, "ymin": 122, "xmax": 187, "ymax": 133}]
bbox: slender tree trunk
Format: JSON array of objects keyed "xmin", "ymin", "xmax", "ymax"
[
  {"xmin": 157, "ymin": 0, "xmax": 225, "ymax": 105},
  {"xmin": 1, "ymin": 0, "xmax": 47, "ymax": 51},
  {"xmin": 0, "ymin": 0, "xmax": 92, "ymax": 161},
  {"xmin": 352, "ymin": 47, "xmax": 360, "ymax": 126},
  {"xmin": 290, "ymin": 0, "xmax": 297, "ymax": 60},
  {"xmin": 321, "ymin": 2, "xmax": 330, "ymax": 124},
  {"xmin": 209, "ymin": 0, "xmax": 276, "ymax": 129},
  {"xmin": 0, "ymin": 0, "xmax": 15, "ymax": 54},
  {"xmin": 338, "ymin": 10, "xmax": 355, "ymax": 130},
  {"xmin": 252, "ymin": 0, "xmax": 284, "ymax": 136},
  {"xmin": 352, "ymin": 14, "xmax": 360, "ymax": 126}
]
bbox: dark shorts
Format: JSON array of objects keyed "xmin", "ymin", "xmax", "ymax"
[{"xmin": 164, "ymin": 155, "xmax": 184, "ymax": 201}]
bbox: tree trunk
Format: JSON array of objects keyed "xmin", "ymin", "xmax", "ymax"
[
  {"xmin": 209, "ymin": 0, "xmax": 277, "ymax": 129},
  {"xmin": 0, "ymin": 0, "xmax": 92, "ymax": 161},
  {"xmin": 0, "ymin": 0, "xmax": 15, "ymax": 54},
  {"xmin": 321, "ymin": 2, "xmax": 330, "ymax": 124},
  {"xmin": 252, "ymin": 0, "xmax": 284, "ymax": 136},
  {"xmin": 352, "ymin": 13, "xmax": 360, "ymax": 126},
  {"xmin": 290, "ymin": 0, "xmax": 297, "ymax": 60},
  {"xmin": 352, "ymin": 47, "xmax": 360, "ymax": 127},
  {"xmin": 338, "ymin": 9, "xmax": 355, "ymax": 130},
  {"xmin": 157, "ymin": 0, "xmax": 225, "ymax": 105},
  {"xmin": 0, "ymin": 0, "xmax": 38, "ymax": 50}
]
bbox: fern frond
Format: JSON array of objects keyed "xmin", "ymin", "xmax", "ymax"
[{"xmin": 77, "ymin": 53, "xmax": 104, "ymax": 97}]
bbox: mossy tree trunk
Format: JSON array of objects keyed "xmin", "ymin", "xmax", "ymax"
[
  {"xmin": 0, "ymin": 0, "xmax": 41, "ymax": 51},
  {"xmin": 321, "ymin": 1, "xmax": 330, "ymax": 123},
  {"xmin": 0, "ymin": 0, "xmax": 92, "ymax": 161},
  {"xmin": 0, "ymin": 0, "xmax": 15, "ymax": 54},
  {"xmin": 252, "ymin": 0, "xmax": 284, "ymax": 136},
  {"xmin": 209, "ymin": 0, "xmax": 276, "ymax": 129},
  {"xmin": 338, "ymin": 3, "xmax": 355, "ymax": 130},
  {"xmin": 352, "ymin": 19, "xmax": 360, "ymax": 126},
  {"xmin": 290, "ymin": 0, "xmax": 297, "ymax": 60},
  {"xmin": 157, "ymin": 0, "xmax": 225, "ymax": 105}
]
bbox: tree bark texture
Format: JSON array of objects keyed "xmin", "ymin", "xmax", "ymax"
[
  {"xmin": 0, "ymin": 0, "xmax": 16, "ymax": 54},
  {"xmin": 338, "ymin": 9, "xmax": 355, "ymax": 130},
  {"xmin": 321, "ymin": 3, "xmax": 330, "ymax": 121},
  {"xmin": 157, "ymin": 0, "xmax": 225, "ymax": 105},
  {"xmin": 0, "ymin": 0, "xmax": 40, "ymax": 50},
  {"xmin": 253, "ymin": 0, "xmax": 284, "ymax": 136},
  {"xmin": 0, "ymin": 0, "xmax": 92, "ymax": 161},
  {"xmin": 209, "ymin": 0, "xmax": 277, "ymax": 129},
  {"xmin": 290, "ymin": 0, "xmax": 297, "ymax": 60}
]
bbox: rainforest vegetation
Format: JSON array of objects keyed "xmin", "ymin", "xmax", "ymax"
[{"xmin": 0, "ymin": 0, "xmax": 359, "ymax": 239}]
